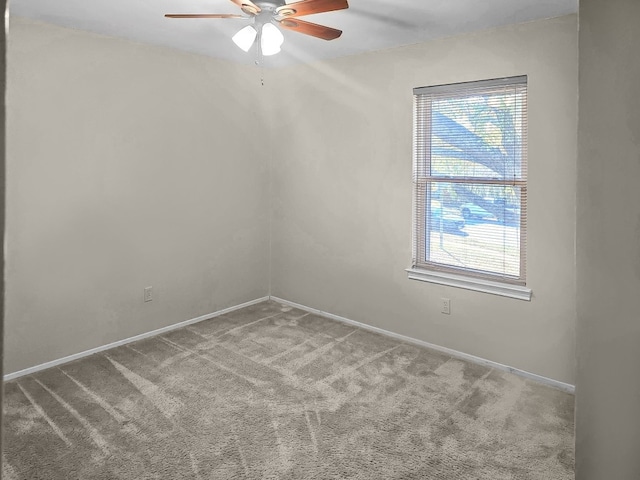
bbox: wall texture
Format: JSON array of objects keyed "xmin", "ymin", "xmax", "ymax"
[
  {"xmin": 5, "ymin": 18, "xmax": 270, "ymax": 374},
  {"xmin": 576, "ymin": 0, "xmax": 640, "ymax": 477},
  {"xmin": 269, "ymin": 15, "xmax": 578, "ymax": 384},
  {"xmin": 1, "ymin": 0, "xmax": 7, "ymax": 472},
  {"xmin": 6, "ymin": 16, "xmax": 580, "ymax": 387}
]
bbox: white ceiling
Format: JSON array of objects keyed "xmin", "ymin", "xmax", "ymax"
[{"xmin": 11, "ymin": 0, "xmax": 578, "ymax": 67}]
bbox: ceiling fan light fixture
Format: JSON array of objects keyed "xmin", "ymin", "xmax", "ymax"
[
  {"xmin": 166, "ymin": 0, "xmax": 348, "ymax": 59},
  {"xmin": 261, "ymin": 23, "xmax": 284, "ymax": 56},
  {"xmin": 232, "ymin": 25, "xmax": 257, "ymax": 52}
]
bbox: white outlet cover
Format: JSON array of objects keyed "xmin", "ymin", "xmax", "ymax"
[{"xmin": 441, "ymin": 298, "xmax": 451, "ymax": 315}]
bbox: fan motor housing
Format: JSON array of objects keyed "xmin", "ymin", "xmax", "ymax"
[{"xmin": 255, "ymin": 1, "xmax": 285, "ymax": 10}]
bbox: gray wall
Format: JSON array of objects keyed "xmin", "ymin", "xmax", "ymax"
[
  {"xmin": 1, "ymin": 0, "xmax": 6, "ymax": 473},
  {"xmin": 576, "ymin": 0, "xmax": 640, "ymax": 477},
  {"xmin": 5, "ymin": 18, "xmax": 270, "ymax": 374},
  {"xmin": 5, "ymin": 15, "xmax": 580, "ymax": 387},
  {"xmin": 269, "ymin": 15, "xmax": 578, "ymax": 384}
]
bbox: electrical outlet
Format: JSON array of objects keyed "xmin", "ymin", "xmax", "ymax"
[
  {"xmin": 144, "ymin": 286, "xmax": 153, "ymax": 303},
  {"xmin": 441, "ymin": 298, "xmax": 451, "ymax": 315}
]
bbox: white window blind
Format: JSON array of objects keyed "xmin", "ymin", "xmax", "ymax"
[{"xmin": 412, "ymin": 76, "xmax": 528, "ymax": 285}]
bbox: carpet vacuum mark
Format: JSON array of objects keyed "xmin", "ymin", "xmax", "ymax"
[{"xmin": 3, "ymin": 301, "xmax": 575, "ymax": 479}]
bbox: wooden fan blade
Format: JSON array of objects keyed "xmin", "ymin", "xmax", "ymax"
[
  {"xmin": 277, "ymin": 0, "xmax": 348, "ymax": 18},
  {"xmin": 278, "ymin": 18, "xmax": 342, "ymax": 40},
  {"xmin": 229, "ymin": 0, "xmax": 261, "ymax": 15},
  {"xmin": 165, "ymin": 13, "xmax": 245, "ymax": 18}
]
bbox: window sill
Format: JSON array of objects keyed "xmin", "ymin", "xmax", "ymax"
[{"xmin": 406, "ymin": 268, "xmax": 532, "ymax": 301}]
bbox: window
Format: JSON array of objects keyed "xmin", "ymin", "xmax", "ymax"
[{"xmin": 408, "ymin": 76, "xmax": 531, "ymax": 300}]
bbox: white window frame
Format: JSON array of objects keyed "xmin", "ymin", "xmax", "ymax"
[{"xmin": 408, "ymin": 76, "xmax": 532, "ymax": 301}]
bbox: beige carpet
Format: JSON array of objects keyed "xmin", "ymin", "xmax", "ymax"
[{"xmin": 3, "ymin": 301, "xmax": 574, "ymax": 479}]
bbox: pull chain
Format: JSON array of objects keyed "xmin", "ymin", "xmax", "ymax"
[{"xmin": 255, "ymin": 29, "xmax": 264, "ymax": 86}]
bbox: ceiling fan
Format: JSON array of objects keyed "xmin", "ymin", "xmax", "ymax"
[{"xmin": 165, "ymin": 0, "xmax": 349, "ymax": 57}]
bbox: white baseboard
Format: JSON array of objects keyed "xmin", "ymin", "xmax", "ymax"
[
  {"xmin": 270, "ymin": 296, "xmax": 575, "ymax": 394},
  {"xmin": 3, "ymin": 296, "xmax": 270, "ymax": 382},
  {"xmin": 6, "ymin": 294, "xmax": 575, "ymax": 395}
]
